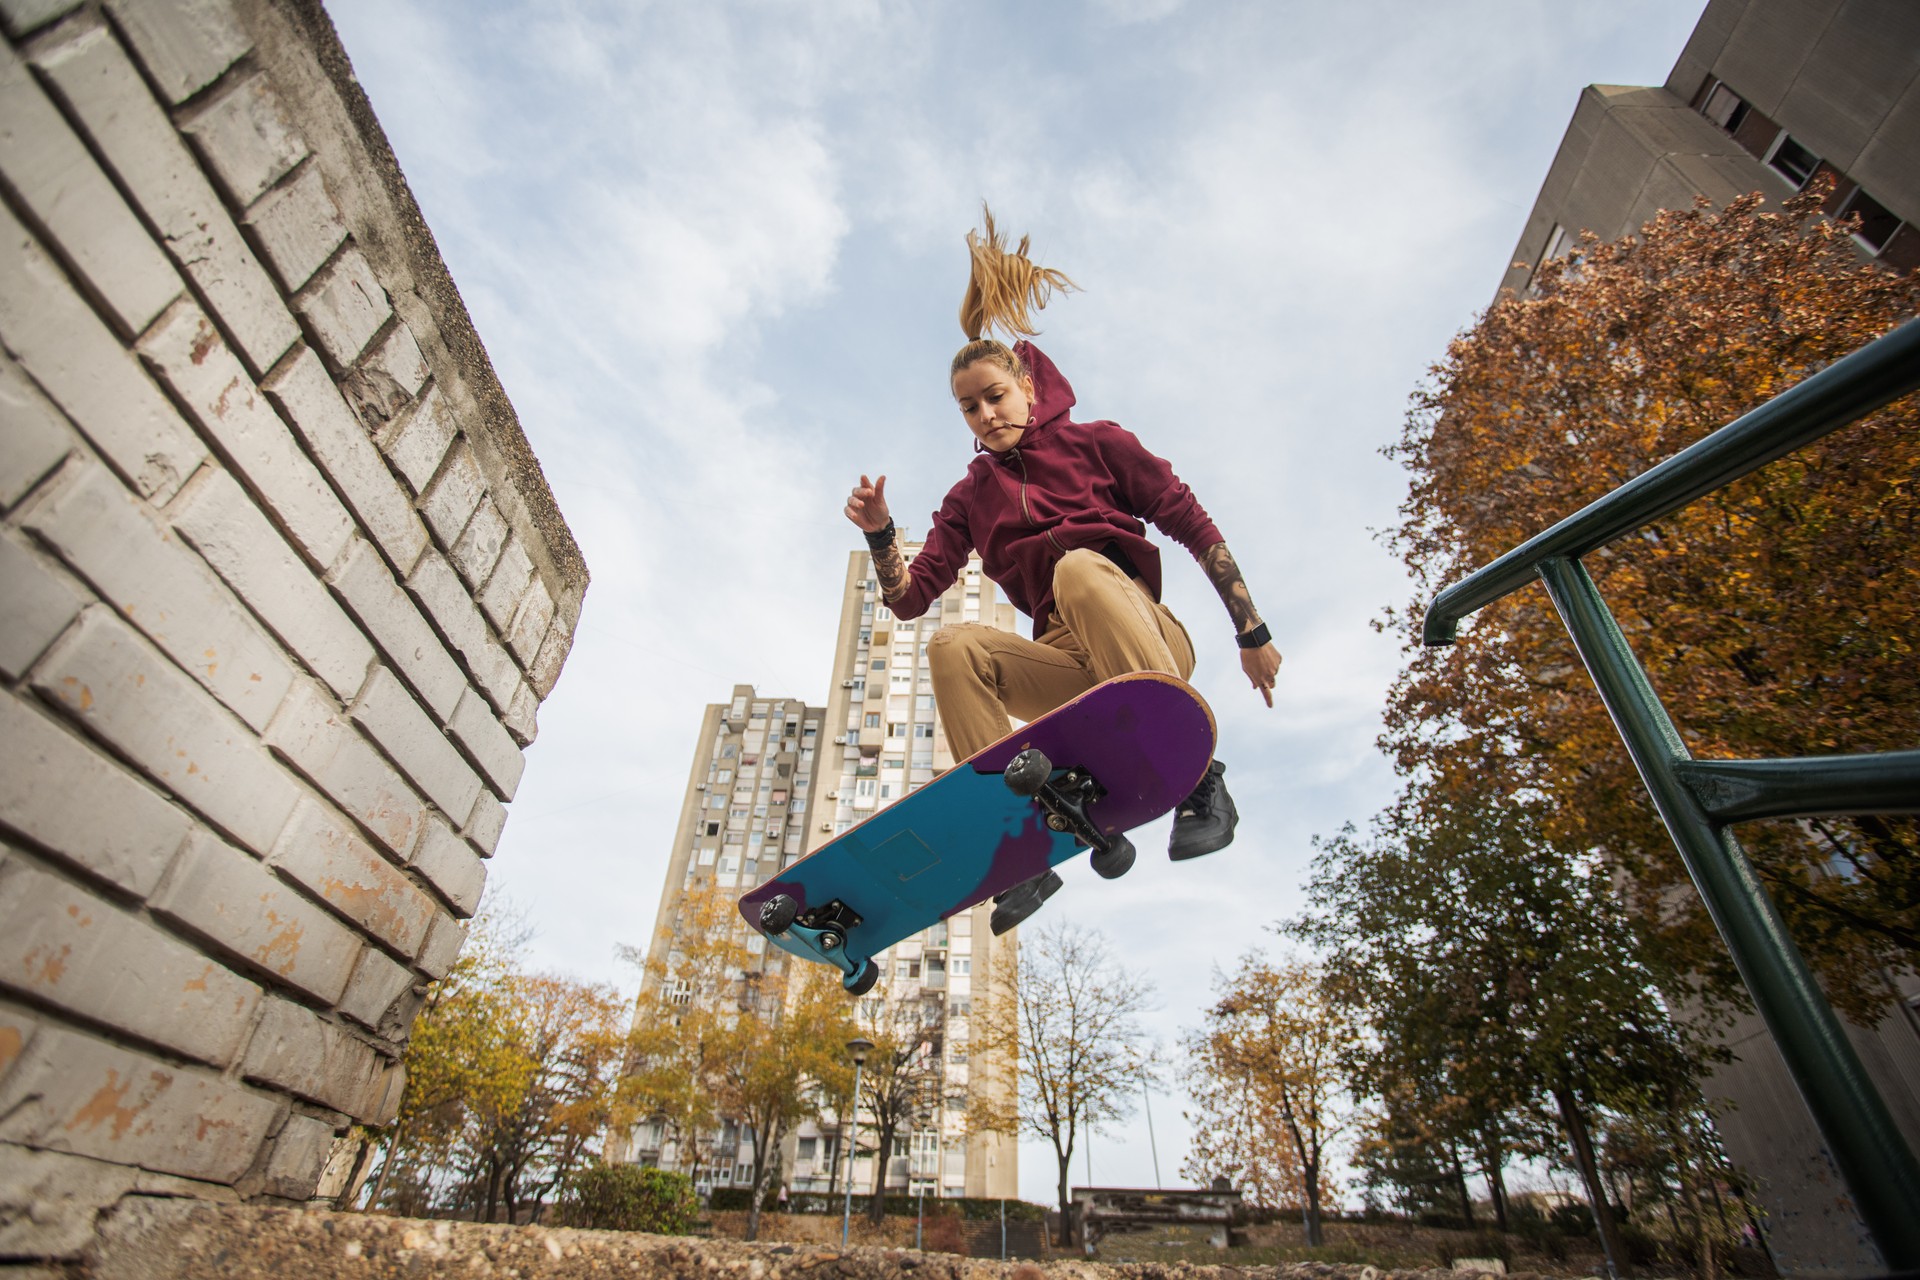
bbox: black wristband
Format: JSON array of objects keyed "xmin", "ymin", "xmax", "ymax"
[
  {"xmin": 1235, "ymin": 622, "xmax": 1271, "ymax": 650},
  {"xmin": 863, "ymin": 520, "xmax": 896, "ymax": 552}
]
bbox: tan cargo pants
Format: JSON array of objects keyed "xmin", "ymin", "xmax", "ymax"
[{"xmin": 926, "ymin": 548, "xmax": 1196, "ymax": 761}]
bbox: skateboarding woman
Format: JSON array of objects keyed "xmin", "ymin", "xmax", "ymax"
[{"xmin": 842, "ymin": 209, "xmax": 1282, "ymax": 932}]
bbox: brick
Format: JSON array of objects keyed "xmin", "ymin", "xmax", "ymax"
[
  {"xmin": 31, "ymin": 609, "xmax": 300, "ymax": 856},
  {"xmin": 504, "ymin": 575, "xmax": 554, "ymax": 667},
  {"xmin": 150, "ymin": 829, "xmax": 358, "ymax": 1003},
  {"xmin": 327, "ymin": 538, "xmax": 463, "ymax": 723},
  {"xmin": 367, "ymin": 320, "xmax": 430, "ymax": 399},
  {"xmin": 264, "ymin": 346, "xmax": 427, "ymax": 575},
  {"xmin": 25, "ymin": 461, "xmax": 293, "ymax": 732},
  {"xmin": 337, "ymin": 945, "xmax": 414, "ymax": 1033},
  {"xmin": 408, "ymin": 549, "xmax": 520, "ymax": 711},
  {"xmin": 350, "ymin": 667, "xmax": 480, "ymax": 823},
  {"xmin": 418, "ymin": 438, "xmax": 485, "ymax": 550},
  {"xmin": 477, "ymin": 534, "xmax": 533, "ymax": 631},
  {"xmin": 503, "ymin": 679, "xmax": 538, "ymax": 747},
  {"xmin": 268, "ymin": 798, "xmax": 434, "ymax": 956},
  {"xmin": 295, "ymin": 245, "xmax": 391, "ymax": 372},
  {"xmin": 241, "ymin": 998, "xmax": 386, "ymax": 1117},
  {"xmin": 0, "ymin": 529, "xmax": 83, "ymax": 680},
  {"xmin": 0, "ymin": 202, "xmax": 204, "ymax": 503},
  {"xmin": 259, "ymin": 1111, "xmax": 335, "ymax": 1200},
  {"xmin": 415, "ymin": 910, "xmax": 468, "ymax": 980},
  {"xmin": 38, "ymin": 24, "xmax": 297, "ymax": 376},
  {"xmin": 0, "ymin": 1001, "xmax": 36, "ymax": 1087},
  {"xmin": 266, "ymin": 684, "xmax": 425, "ymax": 861},
  {"xmin": 180, "ymin": 70, "xmax": 308, "ymax": 208},
  {"xmin": 0, "ymin": 0, "xmax": 81, "ymax": 38},
  {"xmin": 242, "ymin": 161, "xmax": 344, "ymax": 292},
  {"xmin": 170, "ymin": 466, "xmax": 373, "ymax": 700},
  {"xmin": 528, "ymin": 607, "xmax": 577, "ymax": 699},
  {"xmin": 0, "ymin": 355, "xmax": 74, "ymax": 510},
  {"xmin": 463, "ymin": 790, "xmax": 505, "ymax": 857},
  {"xmin": 379, "ymin": 386, "xmax": 454, "ymax": 495},
  {"xmin": 101, "ymin": 0, "xmax": 250, "ymax": 105},
  {"xmin": 0, "ymin": 1022, "xmax": 279, "ymax": 1183},
  {"xmin": 138, "ymin": 303, "xmax": 353, "ymax": 568},
  {"xmin": 0, "ymin": 697, "xmax": 190, "ymax": 897},
  {"xmin": 449, "ymin": 495, "xmax": 506, "ymax": 589},
  {"xmin": 447, "ymin": 687, "xmax": 524, "ymax": 802},
  {"xmin": 0, "ymin": 1144, "xmax": 137, "ymax": 1259},
  {"xmin": 0, "ymin": 38, "xmax": 180, "ymax": 338},
  {"xmin": 0, "ymin": 860, "xmax": 261, "ymax": 1066},
  {"xmin": 411, "ymin": 817, "xmax": 485, "ymax": 917}
]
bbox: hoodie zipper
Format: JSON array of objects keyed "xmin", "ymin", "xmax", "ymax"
[{"xmin": 1010, "ymin": 449, "xmax": 1066, "ymax": 554}]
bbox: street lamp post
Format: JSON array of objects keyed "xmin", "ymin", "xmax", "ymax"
[{"xmin": 841, "ymin": 1038, "xmax": 873, "ymax": 1248}]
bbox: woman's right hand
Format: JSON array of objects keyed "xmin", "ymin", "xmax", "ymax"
[{"xmin": 844, "ymin": 473, "xmax": 891, "ymax": 534}]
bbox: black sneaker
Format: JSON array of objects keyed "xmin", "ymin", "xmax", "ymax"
[
  {"xmin": 989, "ymin": 870, "xmax": 1062, "ymax": 935},
  {"xmin": 1169, "ymin": 760, "xmax": 1237, "ymax": 860}
]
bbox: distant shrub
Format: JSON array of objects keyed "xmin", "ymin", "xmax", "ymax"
[{"xmin": 562, "ymin": 1164, "xmax": 698, "ymax": 1234}]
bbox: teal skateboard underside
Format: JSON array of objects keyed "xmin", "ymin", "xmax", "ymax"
[{"xmin": 737, "ymin": 673, "xmax": 1215, "ymax": 990}]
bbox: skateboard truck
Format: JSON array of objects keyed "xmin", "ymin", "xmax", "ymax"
[
  {"xmin": 757, "ymin": 895, "xmax": 880, "ymax": 995},
  {"xmin": 1002, "ymin": 748, "xmax": 1136, "ymax": 880}
]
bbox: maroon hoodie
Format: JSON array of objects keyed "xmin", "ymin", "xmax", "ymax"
[{"xmin": 888, "ymin": 341, "xmax": 1224, "ymax": 638}]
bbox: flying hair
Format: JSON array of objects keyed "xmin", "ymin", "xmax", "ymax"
[{"xmin": 957, "ymin": 204, "xmax": 1078, "ymax": 344}]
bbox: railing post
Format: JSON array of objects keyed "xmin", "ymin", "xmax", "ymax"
[{"xmin": 1536, "ymin": 556, "xmax": 1920, "ymax": 1268}]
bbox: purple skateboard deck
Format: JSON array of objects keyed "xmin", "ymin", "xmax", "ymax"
[{"xmin": 738, "ymin": 673, "xmax": 1215, "ymax": 990}]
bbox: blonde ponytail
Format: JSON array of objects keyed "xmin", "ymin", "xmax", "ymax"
[{"xmin": 957, "ymin": 204, "xmax": 1077, "ymax": 342}]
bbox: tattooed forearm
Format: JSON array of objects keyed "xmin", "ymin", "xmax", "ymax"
[
  {"xmin": 872, "ymin": 533, "xmax": 909, "ymax": 602},
  {"xmin": 1200, "ymin": 542, "xmax": 1263, "ymax": 635}
]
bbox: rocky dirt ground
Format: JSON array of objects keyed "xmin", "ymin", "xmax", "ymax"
[{"xmin": 16, "ymin": 1201, "xmax": 1585, "ymax": 1280}]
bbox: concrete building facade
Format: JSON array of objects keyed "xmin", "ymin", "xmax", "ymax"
[
  {"xmin": 1495, "ymin": 3, "xmax": 1919, "ymax": 1273},
  {"xmin": 625, "ymin": 539, "xmax": 1020, "ymax": 1203},
  {"xmin": 0, "ymin": 0, "xmax": 584, "ymax": 1259}
]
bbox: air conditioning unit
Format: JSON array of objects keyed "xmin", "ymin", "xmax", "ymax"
[
  {"xmin": 820, "ymin": 822, "xmax": 833, "ymax": 832},
  {"xmin": 833, "ymin": 735, "xmax": 847, "ymax": 744},
  {"xmin": 826, "ymin": 790, "xmax": 838, "ymax": 799},
  {"xmin": 841, "ymin": 680, "xmax": 854, "ymax": 688},
  {"xmin": 695, "ymin": 782, "xmax": 707, "ymax": 790}
]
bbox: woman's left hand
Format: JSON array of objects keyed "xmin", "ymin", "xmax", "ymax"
[{"xmin": 1241, "ymin": 642, "xmax": 1281, "ymax": 708}]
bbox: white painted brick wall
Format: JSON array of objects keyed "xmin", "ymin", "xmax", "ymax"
[
  {"xmin": 0, "ymin": 355, "xmax": 73, "ymax": 509},
  {"xmin": 0, "ymin": 858, "xmax": 261, "ymax": 1068},
  {"xmin": 0, "ymin": 39, "xmax": 180, "ymax": 339},
  {"xmin": 0, "ymin": 1020, "xmax": 279, "ymax": 1184},
  {"xmin": 265, "ymin": 346, "xmax": 427, "ymax": 575},
  {"xmin": 25, "ymin": 461, "xmax": 294, "ymax": 731},
  {"xmin": 410, "ymin": 817, "xmax": 486, "ymax": 918},
  {"xmin": 243, "ymin": 163, "xmax": 346, "ymax": 293},
  {"xmin": 100, "ymin": 0, "xmax": 249, "ymax": 106},
  {"xmin": 267, "ymin": 798, "xmax": 434, "ymax": 957},
  {"xmin": 32, "ymin": 609, "xmax": 300, "ymax": 856},
  {"xmin": 0, "ymin": 0, "xmax": 586, "ymax": 1226},
  {"xmin": 170, "ymin": 466, "xmax": 374, "ymax": 700},
  {"xmin": 0, "ymin": 695, "xmax": 192, "ymax": 898},
  {"xmin": 296, "ymin": 245, "xmax": 391, "ymax": 372},
  {"xmin": 138, "ymin": 303, "xmax": 353, "ymax": 568},
  {"xmin": 149, "ymin": 829, "xmax": 359, "ymax": 1005},
  {"xmin": 0, "ymin": 202, "xmax": 206, "ymax": 503},
  {"xmin": 38, "ymin": 22, "xmax": 299, "ymax": 376},
  {"xmin": 180, "ymin": 71, "xmax": 308, "ymax": 208},
  {"xmin": 0, "ymin": 528, "xmax": 83, "ymax": 680},
  {"xmin": 349, "ymin": 666, "xmax": 481, "ymax": 822},
  {"xmin": 378, "ymin": 385, "xmax": 455, "ymax": 495},
  {"xmin": 327, "ymin": 538, "xmax": 464, "ymax": 723}
]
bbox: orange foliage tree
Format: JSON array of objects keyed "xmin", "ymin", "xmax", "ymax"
[{"xmin": 1385, "ymin": 186, "xmax": 1920, "ymax": 1015}]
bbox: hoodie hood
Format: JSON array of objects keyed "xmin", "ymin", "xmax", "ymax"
[{"xmin": 1014, "ymin": 340, "xmax": 1076, "ymax": 436}]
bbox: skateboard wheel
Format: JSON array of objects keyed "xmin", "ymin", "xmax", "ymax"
[
  {"xmin": 1090, "ymin": 833, "xmax": 1135, "ymax": 880},
  {"xmin": 758, "ymin": 894, "xmax": 798, "ymax": 936},
  {"xmin": 844, "ymin": 958, "xmax": 879, "ymax": 995},
  {"xmin": 1004, "ymin": 748, "xmax": 1052, "ymax": 797}
]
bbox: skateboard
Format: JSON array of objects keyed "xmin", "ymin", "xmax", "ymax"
[{"xmin": 736, "ymin": 672, "xmax": 1216, "ymax": 993}]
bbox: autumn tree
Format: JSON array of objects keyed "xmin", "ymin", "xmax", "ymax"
[
  {"xmin": 1181, "ymin": 953, "xmax": 1355, "ymax": 1246},
  {"xmin": 1386, "ymin": 186, "xmax": 1920, "ymax": 1015},
  {"xmin": 849, "ymin": 989, "xmax": 948, "ymax": 1224},
  {"xmin": 971, "ymin": 922, "xmax": 1156, "ymax": 1245}
]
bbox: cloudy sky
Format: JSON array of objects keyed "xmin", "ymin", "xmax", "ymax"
[{"xmin": 327, "ymin": 0, "xmax": 1706, "ymax": 1205}]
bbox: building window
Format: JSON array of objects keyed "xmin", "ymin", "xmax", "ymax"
[
  {"xmin": 888, "ymin": 722, "xmax": 906, "ymax": 738},
  {"xmin": 870, "ymin": 660, "xmax": 885, "ymax": 672},
  {"xmin": 1766, "ymin": 133, "xmax": 1820, "ymax": 189},
  {"xmin": 953, "ymin": 957, "xmax": 970, "ymax": 975},
  {"xmin": 699, "ymin": 847, "xmax": 716, "ymax": 865},
  {"xmin": 706, "ymin": 822, "xmax": 720, "ymax": 836},
  {"xmin": 914, "ymin": 724, "xmax": 935, "ymax": 739},
  {"xmin": 1700, "ymin": 81, "xmax": 1747, "ymax": 132},
  {"xmin": 865, "ymin": 713, "xmax": 881, "ymax": 728},
  {"xmin": 1839, "ymin": 187, "xmax": 1905, "ymax": 254}
]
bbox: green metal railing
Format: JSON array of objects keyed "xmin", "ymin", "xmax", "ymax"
[{"xmin": 1422, "ymin": 318, "xmax": 1920, "ymax": 1269}]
